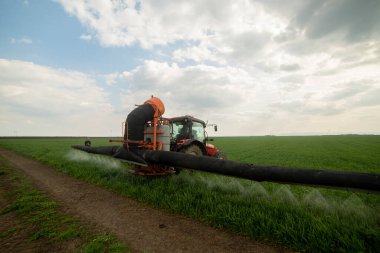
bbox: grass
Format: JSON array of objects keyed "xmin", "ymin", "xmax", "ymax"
[
  {"xmin": 217, "ymin": 135, "xmax": 380, "ymax": 173},
  {"xmin": 0, "ymin": 136, "xmax": 379, "ymax": 252},
  {"xmin": 0, "ymin": 155, "xmax": 129, "ymax": 253}
]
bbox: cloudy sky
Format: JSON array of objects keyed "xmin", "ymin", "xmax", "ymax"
[{"xmin": 1, "ymin": 0, "xmax": 379, "ymax": 136}]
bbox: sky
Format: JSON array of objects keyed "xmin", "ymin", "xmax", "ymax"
[{"xmin": 0, "ymin": 0, "xmax": 379, "ymax": 136}]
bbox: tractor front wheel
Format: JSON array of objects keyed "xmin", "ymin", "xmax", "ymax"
[{"xmin": 214, "ymin": 151, "xmax": 227, "ymax": 159}]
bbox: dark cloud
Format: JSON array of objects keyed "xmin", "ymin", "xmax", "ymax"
[
  {"xmin": 280, "ymin": 63, "xmax": 300, "ymax": 71},
  {"xmin": 277, "ymin": 74, "xmax": 304, "ymax": 84},
  {"xmin": 256, "ymin": 0, "xmax": 304, "ymax": 18},
  {"xmin": 254, "ymin": 61, "xmax": 276, "ymax": 73},
  {"xmin": 295, "ymin": 0, "xmax": 380, "ymax": 41},
  {"xmin": 273, "ymin": 28, "xmax": 297, "ymax": 43},
  {"xmin": 352, "ymin": 88, "xmax": 380, "ymax": 107},
  {"xmin": 226, "ymin": 31, "xmax": 270, "ymax": 62},
  {"xmin": 324, "ymin": 81, "xmax": 372, "ymax": 101}
]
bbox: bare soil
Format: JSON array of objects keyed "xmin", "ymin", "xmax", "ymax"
[{"xmin": 0, "ymin": 149, "xmax": 289, "ymax": 253}]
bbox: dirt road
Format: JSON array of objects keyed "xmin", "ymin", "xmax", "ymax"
[{"xmin": 0, "ymin": 149, "xmax": 287, "ymax": 253}]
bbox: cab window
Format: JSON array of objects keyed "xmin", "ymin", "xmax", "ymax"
[
  {"xmin": 171, "ymin": 121, "xmax": 190, "ymax": 140},
  {"xmin": 192, "ymin": 122, "xmax": 205, "ymax": 142},
  {"xmin": 171, "ymin": 122, "xmax": 181, "ymax": 137}
]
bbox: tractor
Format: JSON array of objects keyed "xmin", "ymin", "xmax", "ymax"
[
  {"xmin": 168, "ymin": 115, "xmax": 226, "ymax": 159},
  {"xmin": 103, "ymin": 96, "xmax": 225, "ymax": 175},
  {"xmin": 72, "ymin": 96, "xmax": 380, "ymax": 191}
]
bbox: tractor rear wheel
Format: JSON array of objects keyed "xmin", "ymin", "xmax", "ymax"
[
  {"xmin": 181, "ymin": 145, "xmax": 203, "ymax": 156},
  {"xmin": 175, "ymin": 145, "xmax": 202, "ymax": 174}
]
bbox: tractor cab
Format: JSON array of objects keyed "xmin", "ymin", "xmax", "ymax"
[
  {"xmin": 168, "ymin": 115, "xmax": 225, "ymax": 159},
  {"xmin": 169, "ymin": 115, "xmax": 207, "ymax": 143}
]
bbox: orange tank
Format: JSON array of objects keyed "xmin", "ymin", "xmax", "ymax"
[{"xmin": 144, "ymin": 96, "xmax": 165, "ymax": 116}]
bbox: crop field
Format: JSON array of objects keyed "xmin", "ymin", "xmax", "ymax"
[{"xmin": 0, "ymin": 135, "xmax": 379, "ymax": 252}]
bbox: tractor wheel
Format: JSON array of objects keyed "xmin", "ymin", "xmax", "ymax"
[
  {"xmin": 181, "ymin": 145, "xmax": 203, "ymax": 156},
  {"xmin": 84, "ymin": 140, "xmax": 91, "ymax": 147},
  {"xmin": 214, "ymin": 151, "xmax": 227, "ymax": 159},
  {"xmin": 175, "ymin": 145, "xmax": 202, "ymax": 174}
]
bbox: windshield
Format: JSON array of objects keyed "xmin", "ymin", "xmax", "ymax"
[
  {"xmin": 192, "ymin": 122, "xmax": 205, "ymax": 142},
  {"xmin": 170, "ymin": 120, "xmax": 205, "ymax": 141}
]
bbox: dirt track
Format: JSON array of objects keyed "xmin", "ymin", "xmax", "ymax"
[{"xmin": 0, "ymin": 149, "xmax": 287, "ymax": 253}]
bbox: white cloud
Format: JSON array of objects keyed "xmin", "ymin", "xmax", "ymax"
[
  {"xmin": 172, "ymin": 44, "xmax": 223, "ymax": 64},
  {"xmin": 4, "ymin": 1, "xmax": 379, "ymax": 136},
  {"xmin": 112, "ymin": 59, "xmax": 380, "ymax": 135},
  {"xmin": 57, "ymin": 0, "xmax": 286, "ymax": 49},
  {"xmin": 10, "ymin": 36, "xmax": 33, "ymax": 44},
  {"xmin": 118, "ymin": 60, "xmax": 254, "ymax": 114},
  {"xmin": 0, "ymin": 59, "xmax": 120, "ymax": 136},
  {"xmin": 80, "ymin": 34, "xmax": 92, "ymax": 41},
  {"xmin": 56, "ymin": 0, "xmax": 380, "ymax": 71},
  {"xmin": 1, "ymin": 56, "xmax": 379, "ymax": 136}
]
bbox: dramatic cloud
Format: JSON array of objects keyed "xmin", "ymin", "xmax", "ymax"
[
  {"xmin": 57, "ymin": 0, "xmax": 285, "ymax": 49},
  {"xmin": 57, "ymin": 0, "xmax": 380, "ymax": 78},
  {"xmin": 293, "ymin": 0, "xmax": 380, "ymax": 42},
  {"xmin": 2, "ymin": 0, "xmax": 379, "ymax": 136},
  {"xmin": 111, "ymin": 58, "xmax": 380, "ymax": 135},
  {"xmin": 118, "ymin": 60, "xmax": 254, "ymax": 113}
]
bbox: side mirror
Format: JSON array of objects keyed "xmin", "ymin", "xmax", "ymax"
[{"xmin": 214, "ymin": 125, "xmax": 218, "ymax": 132}]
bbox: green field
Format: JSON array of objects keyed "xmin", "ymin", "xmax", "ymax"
[{"xmin": 1, "ymin": 136, "xmax": 379, "ymax": 252}]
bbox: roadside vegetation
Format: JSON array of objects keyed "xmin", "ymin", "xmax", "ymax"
[
  {"xmin": 0, "ymin": 155, "xmax": 129, "ymax": 253},
  {"xmin": 0, "ymin": 135, "xmax": 379, "ymax": 252}
]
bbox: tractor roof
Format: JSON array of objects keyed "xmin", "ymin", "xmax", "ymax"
[{"xmin": 168, "ymin": 115, "xmax": 206, "ymax": 126}]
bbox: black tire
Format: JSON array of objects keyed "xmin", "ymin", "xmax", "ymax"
[
  {"xmin": 181, "ymin": 145, "xmax": 203, "ymax": 156},
  {"xmin": 175, "ymin": 145, "xmax": 203, "ymax": 174},
  {"xmin": 214, "ymin": 151, "xmax": 227, "ymax": 159}
]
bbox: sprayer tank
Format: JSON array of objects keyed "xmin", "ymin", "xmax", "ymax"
[{"xmin": 144, "ymin": 125, "xmax": 170, "ymax": 151}]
